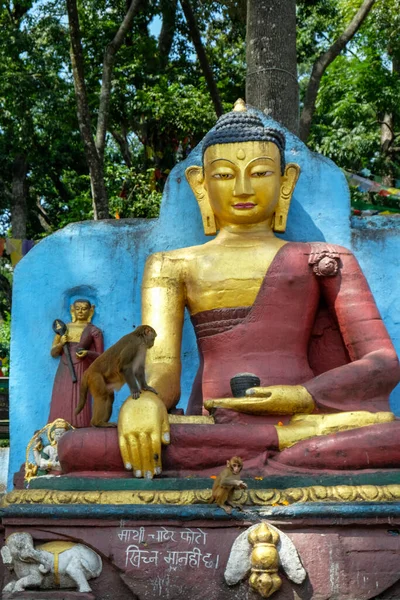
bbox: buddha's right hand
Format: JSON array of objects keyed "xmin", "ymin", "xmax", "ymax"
[
  {"xmin": 204, "ymin": 385, "xmax": 315, "ymax": 414},
  {"xmin": 118, "ymin": 392, "xmax": 170, "ymax": 479}
]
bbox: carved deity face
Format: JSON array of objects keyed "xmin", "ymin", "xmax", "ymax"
[
  {"xmin": 203, "ymin": 141, "xmax": 284, "ymax": 227},
  {"xmin": 73, "ymin": 301, "xmax": 91, "ymax": 323},
  {"xmin": 52, "ymin": 428, "xmax": 66, "ymax": 443}
]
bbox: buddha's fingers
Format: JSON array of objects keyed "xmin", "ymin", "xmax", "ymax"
[
  {"xmin": 204, "ymin": 386, "xmax": 314, "ymax": 414},
  {"xmin": 151, "ymin": 432, "xmax": 162, "ymax": 476},
  {"xmin": 246, "ymin": 387, "xmax": 272, "ymax": 398},
  {"xmin": 161, "ymin": 411, "xmax": 170, "ymax": 446},
  {"xmin": 118, "ymin": 435, "xmax": 132, "ymax": 471},
  {"xmin": 204, "ymin": 397, "xmax": 274, "ymax": 413},
  {"xmin": 127, "ymin": 434, "xmax": 143, "ymax": 478},
  {"xmin": 139, "ymin": 432, "xmax": 154, "ymax": 479}
]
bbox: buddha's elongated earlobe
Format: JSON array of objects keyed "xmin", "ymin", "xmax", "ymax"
[
  {"xmin": 88, "ymin": 304, "xmax": 95, "ymax": 323},
  {"xmin": 70, "ymin": 304, "xmax": 76, "ymax": 323},
  {"xmin": 185, "ymin": 166, "xmax": 217, "ymax": 236},
  {"xmin": 272, "ymin": 163, "xmax": 300, "ymax": 233}
]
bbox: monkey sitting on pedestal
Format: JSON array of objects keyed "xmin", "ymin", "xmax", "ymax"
[
  {"xmin": 75, "ymin": 325, "xmax": 157, "ymax": 427},
  {"xmin": 211, "ymin": 456, "xmax": 248, "ymax": 514}
]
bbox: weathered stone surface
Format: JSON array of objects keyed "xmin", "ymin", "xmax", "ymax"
[
  {"xmin": 225, "ymin": 523, "xmax": 306, "ymax": 586},
  {"xmin": 1, "ymin": 533, "xmax": 102, "ymax": 594},
  {"xmin": 3, "ymin": 592, "xmax": 95, "ymax": 600},
  {"xmin": 2, "ymin": 511, "xmax": 400, "ymax": 600}
]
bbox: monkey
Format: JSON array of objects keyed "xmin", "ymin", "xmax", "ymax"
[
  {"xmin": 75, "ymin": 325, "xmax": 158, "ymax": 427},
  {"xmin": 211, "ymin": 456, "xmax": 248, "ymax": 514}
]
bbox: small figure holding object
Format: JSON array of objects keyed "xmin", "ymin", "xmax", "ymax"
[
  {"xmin": 211, "ymin": 456, "xmax": 248, "ymax": 514},
  {"xmin": 49, "ymin": 299, "xmax": 104, "ymax": 428}
]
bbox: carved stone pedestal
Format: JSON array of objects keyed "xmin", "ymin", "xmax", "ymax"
[
  {"xmin": 2, "ymin": 475, "xmax": 400, "ymax": 600},
  {"xmin": 3, "ymin": 592, "xmax": 95, "ymax": 600}
]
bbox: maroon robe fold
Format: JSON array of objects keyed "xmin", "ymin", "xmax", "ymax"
[{"xmin": 188, "ymin": 242, "xmax": 399, "ymax": 417}]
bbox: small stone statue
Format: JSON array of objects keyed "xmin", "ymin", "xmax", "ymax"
[
  {"xmin": 25, "ymin": 418, "xmax": 73, "ymax": 480},
  {"xmin": 1, "ymin": 532, "xmax": 102, "ymax": 594},
  {"xmin": 49, "ymin": 298, "xmax": 104, "ymax": 428}
]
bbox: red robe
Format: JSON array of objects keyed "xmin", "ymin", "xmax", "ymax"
[
  {"xmin": 57, "ymin": 243, "xmax": 400, "ymax": 476},
  {"xmin": 188, "ymin": 242, "xmax": 399, "ymax": 416},
  {"xmin": 48, "ymin": 324, "xmax": 104, "ymax": 428}
]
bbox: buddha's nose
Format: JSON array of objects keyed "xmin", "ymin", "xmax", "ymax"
[{"xmin": 233, "ymin": 172, "xmax": 253, "ymax": 197}]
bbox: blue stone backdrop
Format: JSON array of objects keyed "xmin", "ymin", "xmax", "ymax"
[{"xmin": 8, "ymin": 110, "xmax": 400, "ymax": 485}]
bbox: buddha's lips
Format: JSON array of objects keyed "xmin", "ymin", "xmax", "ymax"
[{"xmin": 233, "ymin": 202, "xmax": 256, "ymax": 209}]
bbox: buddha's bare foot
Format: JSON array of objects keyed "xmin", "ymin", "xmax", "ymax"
[
  {"xmin": 275, "ymin": 410, "xmax": 396, "ymax": 450},
  {"xmin": 118, "ymin": 393, "xmax": 170, "ymax": 478},
  {"xmin": 204, "ymin": 385, "xmax": 314, "ymax": 415}
]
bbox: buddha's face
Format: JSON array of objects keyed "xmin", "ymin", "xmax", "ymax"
[
  {"xmin": 73, "ymin": 302, "xmax": 91, "ymax": 322},
  {"xmin": 203, "ymin": 141, "xmax": 283, "ymax": 226}
]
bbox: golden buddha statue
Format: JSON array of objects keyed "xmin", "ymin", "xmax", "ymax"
[{"xmin": 117, "ymin": 99, "xmax": 400, "ymax": 479}]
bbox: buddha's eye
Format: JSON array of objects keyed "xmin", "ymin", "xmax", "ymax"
[
  {"xmin": 251, "ymin": 170, "xmax": 273, "ymax": 178},
  {"xmin": 212, "ymin": 173, "xmax": 234, "ymax": 180}
]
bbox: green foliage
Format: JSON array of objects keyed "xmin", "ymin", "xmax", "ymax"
[
  {"xmin": 299, "ymin": 0, "xmax": 400, "ymax": 193},
  {"xmin": 0, "ymin": 0, "xmax": 399, "ymax": 235},
  {"xmin": 0, "ymin": 312, "xmax": 11, "ymax": 363},
  {"xmin": 109, "ymin": 167, "xmax": 162, "ymax": 219},
  {"xmin": 0, "ymin": 0, "xmax": 247, "ymax": 234}
]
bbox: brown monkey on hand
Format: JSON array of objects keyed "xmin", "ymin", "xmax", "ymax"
[
  {"xmin": 75, "ymin": 325, "xmax": 157, "ymax": 427},
  {"xmin": 211, "ymin": 456, "xmax": 248, "ymax": 514}
]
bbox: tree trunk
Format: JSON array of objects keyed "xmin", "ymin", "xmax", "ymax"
[
  {"xmin": 96, "ymin": 0, "xmax": 144, "ymax": 161},
  {"xmin": 246, "ymin": 0, "xmax": 298, "ymax": 135},
  {"xmin": 111, "ymin": 129, "xmax": 133, "ymax": 168},
  {"xmin": 66, "ymin": 0, "xmax": 109, "ymax": 220},
  {"xmin": 11, "ymin": 155, "xmax": 28, "ymax": 239},
  {"xmin": 180, "ymin": 0, "xmax": 223, "ymax": 117},
  {"xmin": 158, "ymin": 0, "xmax": 177, "ymax": 68}
]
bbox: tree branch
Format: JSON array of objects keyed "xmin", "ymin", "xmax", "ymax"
[
  {"xmin": 35, "ymin": 199, "xmax": 52, "ymax": 232},
  {"xmin": 111, "ymin": 129, "xmax": 133, "ymax": 168},
  {"xmin": 96, "ymin": 0, "xmax": 145, "ymax": 159},
  {"xmin": 158, "ymin": 0, "xmax": 177, "ymax": 67},
  {"xmin": 66, "ymin": 0, "xmax": 109, "ymax": 219},
  {"xmin": 179, "ymin": 0, "xmax": 223, "ymax": 117},
  {"xmin": 300, "ymin": 0, "xmax": 376, "ymax": 142},
  {"xmin": 66, "ymin": 0, "xmax": 100, "ymax": 177}
]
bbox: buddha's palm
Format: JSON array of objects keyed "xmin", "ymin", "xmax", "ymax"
[
  {"xmin": 204, "ymin": 385, "xmax": 315, "ymax": 414},
  {"xmin": 118, "ymin": 393, "xmax": 170, "ymax": 478}
]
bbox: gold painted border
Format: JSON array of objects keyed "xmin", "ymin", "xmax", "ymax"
[{"xmin": 3, "ymin": 484, "xmax": 400, "ymax": 507}]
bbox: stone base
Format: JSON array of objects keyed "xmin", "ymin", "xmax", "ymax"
[
  {"xmin": 3, "ymin": 592, "xmax": 95, "ymax": 600},
  {"xmin": 2, "ymin": 501, "xmax": 400, "ymax": 600}
]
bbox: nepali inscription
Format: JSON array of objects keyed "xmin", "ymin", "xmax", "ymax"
[{"xmin": 117, "ymin": 526, "xmax": 220, "ymax": 571}]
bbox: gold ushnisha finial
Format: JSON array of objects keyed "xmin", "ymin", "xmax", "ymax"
[{"xmin": 233, "ymin": 98, "xmax": 247, "ymax": 112}]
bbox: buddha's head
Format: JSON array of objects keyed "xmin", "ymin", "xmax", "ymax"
[
  {"xmin": 186, "ymin": 99, "xmax": 300, "ymax": 235},
  {"xmin": 70, "ymin": 299, "xmax": 94, "ymax": 323}
]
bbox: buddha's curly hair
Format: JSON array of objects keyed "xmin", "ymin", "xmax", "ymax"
[{"xmin": 202, "ymin": 110, "xmax": 286, "ymax": 174}]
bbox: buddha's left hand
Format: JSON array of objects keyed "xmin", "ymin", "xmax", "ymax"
[
  {"xmin": 204, "ymin": 385, "xmax": 315, "ymax": 415},
  {"xmin": 118, "ymin": 392, "xmax": 170, "ymax": 478}
]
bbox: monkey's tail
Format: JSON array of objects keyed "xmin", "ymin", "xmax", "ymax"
[{"xmin": 75, "ymin": 373, "xmax": 89, "ymax": 416}]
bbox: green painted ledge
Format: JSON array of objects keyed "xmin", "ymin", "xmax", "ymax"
[{"xmin": 26, "ymin": 470, "xmax": 400, "ymax": 491}]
